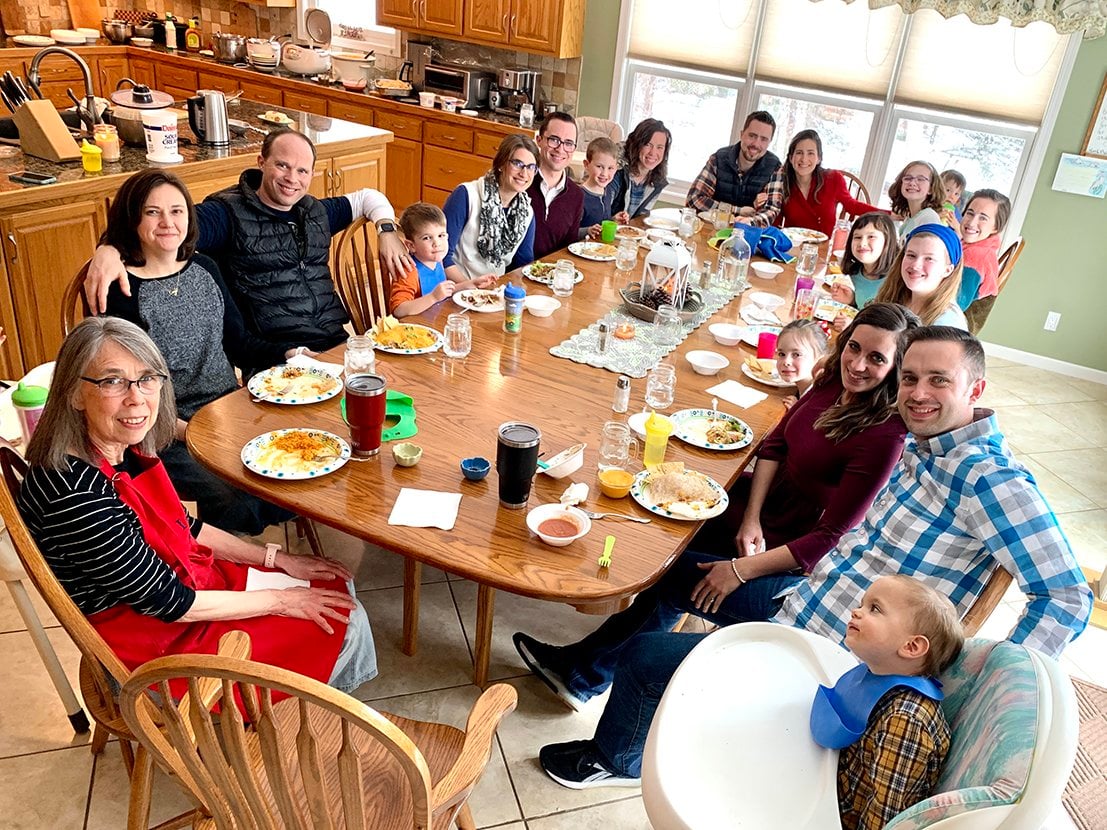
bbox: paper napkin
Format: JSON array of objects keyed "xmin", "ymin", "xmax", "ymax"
[
  {"xmin": 287, "ymin": 353, "xmax": 344, "ymax": 377},
  {"xmin": 740, "ymin": 306, "xmax": 784, "ymax": 326},
  {"xmin": 245, "ymin": 568, "xmax": 309, "ymax": 592},
  {"xmin": 705, "ymin": 379, "xmax": 769, "ymax": 409},
  {"xmin": 388, "ymin": 488, "xmax": 463, "ymax": 530}
]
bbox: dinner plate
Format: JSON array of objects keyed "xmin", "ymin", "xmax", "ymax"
[
  {"xmin": 644, "ymin": 215, "xmax": 680, "ymax": 230},
  {"xmin": 615, "ymin": 225, "xmax": 645, "ymax": 242},
  {"xmin": 371, "ymin": 323, "xmax": 443, "ymax": 355},
  {"xmin": 246, "ymin": 365, "xmax": 342, "ymax": 405},
  {"xmin": 669, "ymin": 409, "xmax": 754, "ymax": 451},
  {"xmin": 630, "ymin": 468, "xmax": 729, "ymax": 521},
  {"xmin": 567, "ymin": 241, "xmax": 618, "ymax": 262},
  {"xmin": 258, "ymin": 113, "xmax": 295, "ymax": 126},
  {"xmin": 782, "ymin": 227, "xmax": 829, "ymax": 246},
  {"xmin": 741, "ymin": 361, "xmax": 793, "ymax": 388},
  {"xmin": 522, "ymin": 262, "xmax": 584, "ymax": 285},
  {"xmin": 241, "ymin": 429, "xmax": 351, "ymax": 480},
  {"xmin": 740, "ymin": 324, "xmax": 782, "ymax": 348},
  {"xmin": 13, "ymin": 34, "xmax": 54, "ymax": 46},
  {"xmin": 452, "ymin": 287, "xmax": 504, "ymax": 313}
]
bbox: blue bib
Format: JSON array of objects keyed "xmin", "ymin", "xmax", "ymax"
[
  {"xmin": 416, "ymin": 259, "xmax": 446, "ymax": 298},
  {"xmin": 810, "ymin": 664, "xmax": 943, "ymax": 749}
]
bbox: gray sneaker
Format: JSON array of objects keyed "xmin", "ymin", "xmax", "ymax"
[{"xmin": 513, "ymin": 632, "xmax": 587, "ymax": 712}]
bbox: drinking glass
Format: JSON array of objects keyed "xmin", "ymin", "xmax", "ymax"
[
  {"xmin": 443, "ymin": 313, "xmax": 472, "ymax": 358},
  {"xmin": 598, "ymin": 421, "xmax": 638, "ymax": 471},
  {"xmin": 615, "ymin": 238, "xmax": 638, "ymax": 272},
  {"xmin": 344, "ymin": 334, "xmax": 376, "ymax": 376},
  {"xmin": 645, "ymin": 362, "xmax": 676, "ymax": 412},
  {"xmin": 552, "ymin": 259, "xmax": 576, "ymax": 297},
  {"xmin": 713, "ymin": 202, "xmax": 733, "ymax": 230},
  {"xmin": 678, "ymin": 207, "xmax": 696, "ymax": 241},
  {"xmin": 796, "ymin": 242, "xmax": 819, "ymax": 277},
  {"xmin": 795, "ymin": 288, "xmax": 817, "ymax": 319},
  {"xmin": 653, "ymin": 304, "xmax": 683, "ymax": 347}
]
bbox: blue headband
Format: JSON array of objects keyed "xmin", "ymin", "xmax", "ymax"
[{"xmin": 906, "ymin": 223, "xmax": 962, "ymax": 267}]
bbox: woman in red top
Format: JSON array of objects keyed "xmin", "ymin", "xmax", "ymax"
[{"xmin": 771, "ymin": 129, "xmax": 879, "ymax": 236}]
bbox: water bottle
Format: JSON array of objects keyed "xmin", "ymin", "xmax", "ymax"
[
  {"xmin": 503, "ymin": 282, "xmax": 525, "ymax": 333},
  {"xmin": 718, "ymin": 232, "xmax": 750, "ymax": 292}
]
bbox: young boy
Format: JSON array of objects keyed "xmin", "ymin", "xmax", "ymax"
[
  {"xmin": 579, "ymin": 137, "xmax": 620, "ymax": 239},
  {"xmin": 812, "ymin": 575, "xmax": 965, "ymax": 830},
  {"xmin": 389, "ymin": 202, "xmax": 495, "ymax": 317}
]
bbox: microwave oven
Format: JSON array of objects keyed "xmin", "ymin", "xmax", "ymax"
[{"xmin": 422, "ymin": 63, "xmax": 495, "ymax": 109}]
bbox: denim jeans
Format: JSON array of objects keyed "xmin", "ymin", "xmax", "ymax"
[
  {"xmin": 560, "ymin": 550, "xmax": 803, "ymax": 701},
  {"xmin": 327, "ymin": 582, "xmax": 378, "ymax": 693}
]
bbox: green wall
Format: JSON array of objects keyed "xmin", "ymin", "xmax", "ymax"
[{"xmin": 577, "ymin": 5, "xmax": 1107, "ymax": 372}]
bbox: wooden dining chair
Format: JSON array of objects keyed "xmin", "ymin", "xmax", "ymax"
[
  {"xmin": 995, "ymin": 236, "xmax": 1026, "ymax": 295},
  {"xmin": 840, "ymin": 170, "xmax": 871, "ymax": 207},
  {"xmin": 332, "ymin": 217, "xmax": 390, "ymax": 334},
  {"xmin": 62, "ymin": 260, "xmax": 94, "ymax": 336},
  {"xmin": 121, "ymin": 630, "xmax": 518, "ymax": 830},
  {"xmin": 961, "ymin": 566, "xmax": 1013, "ymax": 636},
  {"xmin": 0, "ymin": 440, "xmax": 197, "ymax": 830}
]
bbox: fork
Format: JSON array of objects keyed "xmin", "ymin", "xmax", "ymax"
[
  {"xmin": 251, "ymin": 383, "xmax": 291, "ymax": 403},
  {"xmin": 579, "ymin": 509, "xmax": 651, "ymax": 524},
  {"xmin": 598, "ymin": 535, "xmax": 615, "ymax": 568}
]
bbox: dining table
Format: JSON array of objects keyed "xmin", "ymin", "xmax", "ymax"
[{"xmin": 186, "ymin": 219, "xmax": 812, "ymax": 686}]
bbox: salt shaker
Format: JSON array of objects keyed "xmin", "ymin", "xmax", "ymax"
[{"xmin": 612, "ymin": 376, "xmax": 630, "ymax": 413}]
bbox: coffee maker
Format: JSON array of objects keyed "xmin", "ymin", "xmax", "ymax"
[{"xmin": 489, "ymin": 68, "xmax": 541, "ymax": 117}]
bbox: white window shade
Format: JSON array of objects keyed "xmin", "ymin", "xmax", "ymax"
[
  {"xmin": 628, "ymin": 0, "xmax": 758, "ymax": 74},
  {"xmin": 757, "ymin": 0, "xmax": 905, "ymax": 95},
  {"xmin": 896, "ymin": 10, "xmax": 1066, "ymax": 122}
]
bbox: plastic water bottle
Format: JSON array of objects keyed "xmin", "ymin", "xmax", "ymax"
[
  {"xmin": 718, "ymin": 232, "xmax": 751, "ymax": 292},
  {"xmin": 503, "ymin": 282, "xmax": 525, "ymax": 333}
]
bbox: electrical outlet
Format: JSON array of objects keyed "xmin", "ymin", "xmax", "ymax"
[{"xmin": 1044, "ymin": 311, "xmax": 1061, "ymax": 332}]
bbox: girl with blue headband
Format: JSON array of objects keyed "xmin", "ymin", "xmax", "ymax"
[{"xmin": 873, "ymin": 224, "xmax": 968, "ymax": 329}]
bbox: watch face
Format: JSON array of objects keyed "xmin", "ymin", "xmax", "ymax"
[{"xmin": 378, "ymin": 222, "xmax": 397, "ymax": 233}]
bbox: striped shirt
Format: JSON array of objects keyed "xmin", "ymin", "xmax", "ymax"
[
  {"xmin": 774, "ymin": 412, "xmax": 1092, "ymax": 658},
  {"xmin": 18, "ymin": 455, "xmax": 198, "ymax": 621}
]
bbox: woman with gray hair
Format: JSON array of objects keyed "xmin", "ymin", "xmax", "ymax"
[{"xmin": 18, "ymin": 317, "xmax": 376, "ymax": 695}]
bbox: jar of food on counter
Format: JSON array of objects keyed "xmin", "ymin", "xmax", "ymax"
[{"xmin": 93, "ymin": 124, "xmax": 121, "ymax": 162}]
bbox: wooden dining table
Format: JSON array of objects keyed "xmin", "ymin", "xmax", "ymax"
[{"xmin": 187, "ymin": 222, "xmax": 803, "ymax": 686}]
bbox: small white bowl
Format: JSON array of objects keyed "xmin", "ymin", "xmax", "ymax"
[
  {"xmin": 540, "ymin": 442, "xmax": 586, "ymax": 479},
  {"xmin": 748, "ymin": 291, "xmax": 786, "ymax": 313},
  {"xmin": 526, "ymin": 504, "xmax": 592, "ymax": 547},
  {"xmin": 459, "ymin": 108, "xmax": 479, "ymax": 117},
  {"xmin": 524, "ymin": 295, "xmax": 561, "ymax": 317},
  {"xmin": 751, "ymin": 262, "xmax": 784, "ymax": 279},
  {"xmin": 686, "ymin": 350, "xmax": 730, "ymax": 376},
  {"xmin": 131, "ymin": 37, "xmax": 153, "ymax": 47},
  {"xmin": 628, "ymin": 411, "xmax": 649, "ymax": 439},
  {"xmin": 708, "ymin": 323, "xmax": 744, "ymax": 347}
]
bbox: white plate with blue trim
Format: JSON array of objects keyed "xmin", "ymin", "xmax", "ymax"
[
  {"xmin": 669, "ymin": 409, "xmax": 754, "ymax": 451},
  {"xmin": 241, "ymin": 429, "xmax": 350, "ymax": 480},
  {"xmin": 630, "ymin": 468, "xmax": 728, "ymax": 521},
  {"xmin": 247, "ymin": 365, "xmax": 341, "ymax": 405},
  {"xmin": 370, "ymin": 323, "xmax": 443, "ymax": 355}
]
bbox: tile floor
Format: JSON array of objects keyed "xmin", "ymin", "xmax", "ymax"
[{"xmin": 0, "ymin": 356, "xmax": 1104, "ymax": 828}]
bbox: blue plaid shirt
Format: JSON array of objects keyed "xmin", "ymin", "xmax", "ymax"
[{"xmin": 774, "ymin": 411, "xmax": 1092, "ymax": 658}]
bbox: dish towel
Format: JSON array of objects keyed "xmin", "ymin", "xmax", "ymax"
[
  {"xmin": 388, "ymin": 488, "xmax": 462, "ymax": 530},
  {"xmin": 705, "ymin": 379, "xmax": 769, "ymax": 409},
  {"xmin": 757, "ymin": 228, "xmax": 796, "ymax": 263}
]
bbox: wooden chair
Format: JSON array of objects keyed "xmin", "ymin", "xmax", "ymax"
[
  {"xmin": 995, "ymin": 236, "xmax": 1025, "ymax": 294},
  {"xmin": 121, "ymin": 630, "xmax": 518, "ymax": 830},
  {"xmin": 332, "ymin": 217, "xmax": 389, "ymax": 334},
  {"xmin": 62, "ymin": 260, "xmax": 93, "ymax": 336},
  {"xmin": 961, "ymin": 566, "xmax": 1013, "ymax": 636},
  {"xmin": 840, "ymin": 170, "xmax": 871, "ymax": 207},
  {"xmin": 0, "ymin": 440, "xmax": 196, "ymax": 830}
]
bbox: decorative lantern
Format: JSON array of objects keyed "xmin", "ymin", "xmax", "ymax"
[{"xmin": 642, "ymin": 239, "xmax": 693, "ymax": 308}]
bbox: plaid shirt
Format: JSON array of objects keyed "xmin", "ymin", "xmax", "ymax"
[
  {"xmin": 838, "ymin": 689, "xmax": 950, "ymax": 830},
  {"xmin": 743, "ymin": 167, "xmax": 784, "ymax": 227},
  {"xmin": 685, "ymin": 148, "xmax": 782, "ymax": 214},
  {"xmin": 774, "ymin": 411, "xmax": 1092, "ymax": 658}
]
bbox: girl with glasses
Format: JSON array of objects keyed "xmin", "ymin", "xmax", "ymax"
[{"xmin": 888, "ymin": 160, "xmax": 951, "ymax": 238}]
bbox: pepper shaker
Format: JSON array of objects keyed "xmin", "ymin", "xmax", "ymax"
[{"xmin": 597, "ymin": 321, "xmax": 610, "ymax": 354}]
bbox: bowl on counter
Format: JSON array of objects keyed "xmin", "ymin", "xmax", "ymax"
[
  {"xmin": 524, "ymin": 295, "xmax": 560, "ymax": 317},
  {"xmin": 76, "ymin": 27, "xmax": 101, "ymax": 44},
  {"xmin": 539, "ymin": 443, "xmax": 585, "ymax": 479},
  {"xmin": 751, "ymin": 262, "xmax": 784, "ymax": 279},
  {"xmin": 130, "ymin": 37, "xmax": 153, "ymax": 48}
]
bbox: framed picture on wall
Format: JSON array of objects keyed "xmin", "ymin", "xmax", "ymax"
[{"xmin": 1082, "ymin": 72, "xmax": 1107, "ymax": 159}]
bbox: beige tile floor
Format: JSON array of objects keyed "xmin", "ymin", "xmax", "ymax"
[{"xmin": 0, "ymin": 357, "xmax": 1103, "ymax": 828}]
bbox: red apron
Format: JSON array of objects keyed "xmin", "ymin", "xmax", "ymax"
[{"xmin": 89, "ymin": 454, "xmax": 346, "ymax": 694}]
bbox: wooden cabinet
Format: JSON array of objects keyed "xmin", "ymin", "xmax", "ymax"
[
  {"xmin": 379, "ymin": 0, "xmax": 463, "ymax": 37},
  {"xmin": 96, "ymin": 57, "xmax": 129, "ymax": 99},
  {"xmin": 328, "ymin": 97, "xmax": 375, "ymax": 126},
  {"xmin": 423, "ymin": 145, "xmax": 489, "ymax": 194},
  {"xmin": 129, "ymin": 56, "xmax": 157, "ymax": 88},
  {"xmin": 464, "ymin": 0, "xmax": 510, "ymax": 42},
  {"xmin": 385, "ymin": 138, "xmax": 422, "ymax": 212},
  {"xmin": 196, "ymin": 70, "xmax": 241, "ymax": 95},
  {"xmin": 283, "ymin": 89, "xmax": 328, "ymax": 116},
  {"xmin": 425, "ymin": 120, "xmax": 475, "ymax": 152},
  {"xmin": 238, "ymin": 78, "xmax": 282, "ymax": 106},
  {"xmin": 462, "ymin": 0, "xmax": 584, "ymax": 57},
  {"xmin": 1, "ymin": 199, "xmax": 108, "ymax": 370},
  {"xmin": 156, "ymin": 63, "xmax": 198, "ymax": 102}
]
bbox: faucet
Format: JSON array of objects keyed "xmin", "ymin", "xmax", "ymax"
[{"xmin": 27, "ymin": 47, "xmax": 99, "ymax": 133}]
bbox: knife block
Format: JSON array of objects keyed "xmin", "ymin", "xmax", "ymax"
[{"xmin": 13, "ymin": 99, "xmax": 81, "ymax": 162}]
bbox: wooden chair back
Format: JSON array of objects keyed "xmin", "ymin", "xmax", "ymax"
[
  {"xmin": 995, "ymin": 236, "xmax": 1025, "ymax": 295},
  {"xmin": 332, "ymin": 217, "xmax": 389, "ymax": 334},
  {"xmin": 121, "ymin": 631, "xmax": 518, "ymax": 830},
  {"xmin": 961, "ymin": 566, "xmax": 1013, "ymax": 637},
  {"xmin": 62, "ymin": 260, "xmax": 93, "ymax": 337},
  {"xmin": 840, "ymin": 170, "xmax": 871, "ymax": 207}
]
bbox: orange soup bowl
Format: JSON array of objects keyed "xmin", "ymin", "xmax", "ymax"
[{"xmin": 598, "ymin": 468, "xmax": 635, "ymax": 499}]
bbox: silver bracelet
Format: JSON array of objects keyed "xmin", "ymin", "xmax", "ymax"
[{"xmin": 730, "ymin": 558, "xmax": 746, "ymax": 585}]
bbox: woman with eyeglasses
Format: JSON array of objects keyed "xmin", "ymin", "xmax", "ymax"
[
  {"xmin": 18, "ymin": 316, "xmax": 377, "ymax": 702},
  {"xmin": 100, "ymin": 169, "xmax": 304, "ymax": 535},
  {"xmin": 443, "ymin": 133, "xmax": 540, "ymax": 279},
  {"xmin": 889, "ymin": 161, "xmax": 952, "ymax": 238}
]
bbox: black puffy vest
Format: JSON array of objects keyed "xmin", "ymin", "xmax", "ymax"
[
  {"xmin": 207, "ymin": 169, "xmax": 348, "ymax": 351},
  {"xmin": 712, "ymin": 145, "xmax": 781, "ymax": 209}
]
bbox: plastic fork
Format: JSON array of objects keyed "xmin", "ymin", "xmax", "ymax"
[{"xmin": 599, "ymin": 535, "xmax": 615, "ymax": 568}]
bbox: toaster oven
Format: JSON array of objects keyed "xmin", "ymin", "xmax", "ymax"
[{"xmin": 422, "ymin": 63, "xmax": 495, "ymax": 109}]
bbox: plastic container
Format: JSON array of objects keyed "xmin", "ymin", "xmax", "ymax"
[
  {"xmin": 142, "ymin": 109, "xmax": 181, "ymax": 163},
  {"xmin": 80, "ymin": 140, "xmax": 102, "ymax": 173},
  {"xmin": 12, "ymin": 382, "xmax": 47, "ymax": 447},
  {"xmin": 503, "ymin": 282, "xmax": 525, "ymax": 333},
  {"xmin": 643, "ymin": 411, "xmax": 673, "ymax": 469}
]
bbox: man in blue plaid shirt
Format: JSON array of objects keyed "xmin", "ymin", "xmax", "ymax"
[{"xmin": 539, "ymin": 326, "xmax": 1092, "ymax": 790}]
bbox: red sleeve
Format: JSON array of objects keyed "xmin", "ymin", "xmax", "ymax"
[
  {"xmin": 787, "ymin": 417, "xmax": 907, "ymax": 571},
  {"xmin": 388, "ymin": 263, "xmax": 421, "ymax": 312}
]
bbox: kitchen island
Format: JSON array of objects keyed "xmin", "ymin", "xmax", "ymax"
[{"xmin": 0, "ymin": 99, "xmax": 392, "ymax": 376}]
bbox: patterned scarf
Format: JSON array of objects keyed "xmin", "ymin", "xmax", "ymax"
[{"xmin": 476, "ymin": 173, "xmax": 531, "ymax": 267}]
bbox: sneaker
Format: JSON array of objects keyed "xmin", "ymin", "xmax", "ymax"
[
  {"xmin": 513, "ymin": 632, "xmax": 586, "ymax": 712},
  {"xmin": 539, "ymin": 740, "xmax": 641, "ymax": 790}
]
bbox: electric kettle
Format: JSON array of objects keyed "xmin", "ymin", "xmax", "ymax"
[{"xmin": 187, "ymin": 89, "xmax": 230, "ymax": 146}]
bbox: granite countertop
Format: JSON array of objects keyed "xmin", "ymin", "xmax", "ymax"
[{"xmin": 0, "ymin": 98, "xmax": 388, "ymax": 194}]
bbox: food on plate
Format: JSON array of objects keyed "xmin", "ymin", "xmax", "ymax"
[
  {"xmin": 615, "ymin": 225, "xmax": 645, "ymax": 241},
  {"xmin": 458, "ymin": 288, "xmax": 502, "ymax": 308},
  {"xmin": 642, "ymin": 462, "xmax": 722, "ymax": 513},
  {"xmin": 744, "ymin": 356, "xmax": 776, "ymax": 378},
  {"xmin": 372, "ymin": 320, "xmax": 437, "ymax": 350},
  {"xmin": 613, "ymin": 322, "xmax": 637, "ymax": 340},
  {"xmin": 705, "ymin": 419, "xmax": 747, "ymax": 445},
  {"xmin": 254, "ymin": 431, "xmax": 340, "ymax": 473},
  {"xmin": 579, "ymin": 242, "xmax": 618, "ymax": 258},
  {"xmin": 528, "ymin": 261, "xmax": 556, "ymax": 278},
  {"xmin": 648, "ymin": 217, "xmax": 679, "ymax": 230},
  {"xmin": 375, "ymin": 78, "xmax": 411, "ymax": 90},
  {"xmin": 261, "ymin": 110, "xmax": 293, "ymax": 125},
  {"xmin": 257, "ymin": 366, "xmax": 338, "ymax": 398}
]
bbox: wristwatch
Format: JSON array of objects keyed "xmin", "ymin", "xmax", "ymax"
[{"xmin": 376, "ymin": 220, "xmax": 398, "ymax": 234}]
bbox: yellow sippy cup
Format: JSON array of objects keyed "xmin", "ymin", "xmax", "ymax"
[
  {"xmin": 643, "ymin": 411, "xmax": 673, "ymax": 469},
  {"xmin": 80, "ymin": 140, "xmax": 102, "ymax": 173}
]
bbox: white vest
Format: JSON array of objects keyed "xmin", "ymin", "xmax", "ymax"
[{"xmin": 452, "ymin": 179, "xmax": 533, "ymax": 278}]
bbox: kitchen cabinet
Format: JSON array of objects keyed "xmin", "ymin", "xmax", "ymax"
[
  {"xmin": 129, "ymin": 56, "xmax": 157, "ymax": 88},
  {"xmin": 96, "ymin": 57, "xmax": 129, "ymax": 99},
  {"xmin": 195, "ymin": 70, "xmax": 241, "ymax": 96},
  {"xmin": 464, "ymin": 0, "xmax": 510, "ymax": 42},
  {"xmin": 155, "ymin": 63, "xmax": 199, "ymax": 103},
  {"xmin": 462, "ymin": 0, "xmax": 585, "ymax": 57},
  {"xmin": 378, "ymin": 0, "xmax": 464, "ymax": 37},
  {"xmin": 328, "ymin": 97, "xmax": 375, "ymax": 126},
  {"xmin": 237, "ymin": 78, "xmax": 283, "ymax": 106},
  {"xmin": 283, "ymin": 88, "xmax": 328, "ymax": 116},
  {"xmin": 375, "ymin": 110, "xmax": 423, "ymax": 212}
]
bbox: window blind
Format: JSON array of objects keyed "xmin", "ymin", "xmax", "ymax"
[{"xmin": 628, "ymin": 0, "xmax": 757, "ymax": 74}]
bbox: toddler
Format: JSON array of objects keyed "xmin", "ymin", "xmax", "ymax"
[
  {"xmin": 775, "ymin": 319, "xmax": 829, "ymax": 409},
  {"xmin": 580, "ymin": 137, "xmax": 620, "ymax": 239},
  {"xmin": 960, "ymin": 189, "xmax": 1011, "ymax": 334},
  {"xmin": 812, "ymin": 574, "xmax": 964, "ymax": 830},
  {"xmin": 830, "ymin": 212, "xmax": 899, "ymax": 332},
  {"xmin": 389, "ymin": 202, "xmax": 495, "ymax": 317},
  {"xmin": 939, "ymin": 169, "xmax": 966, "ymax": 219}
]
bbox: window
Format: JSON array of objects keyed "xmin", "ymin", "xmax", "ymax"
[
  {"xmin": 757, "ymin": 88, "xmax": 879, "ymax": 177},
  {"xmin": 297, "ymin": 0, "xmax": 400, "ymax": 55}
]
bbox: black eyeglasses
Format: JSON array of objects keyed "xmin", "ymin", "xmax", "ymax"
[
  {"xmin": 508, "ymin": 158, "xmax": 538, "ymax": 174},
  {"xmin": 544, "ymin": 135, "xmax": 577, "ymax": 151},
  {"xmin": 81, "ymin": 374, "xmax": 167, "ymax": 397}
]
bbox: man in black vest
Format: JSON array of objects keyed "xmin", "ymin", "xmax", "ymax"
[
  {"xmin": 84, "ymin": 129, "xmax": 410, "ymax": 355},
  {"xmin": 685, "ymin": 111, "xmax": 780, "ymax": 213}
]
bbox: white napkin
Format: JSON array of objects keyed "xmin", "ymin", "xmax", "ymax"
[
  {"xmin": 245, "ymin": 568, "xmax": 309, "ymax": 592},
  {"xmin": 706, "ymin": 379, "xmax": 769, "ymax": 409},
  {"xmin": 287, "ymin": 353, "xmax": 344, "ymax": 377},
  {"xmin": 388, "ymin": 488, "xmax": 463, "ymax": 530},
  {"xmin": 740, "ymin": 306, "xmax": 783, "ymax": 326}
]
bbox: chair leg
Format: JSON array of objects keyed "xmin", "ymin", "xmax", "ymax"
[
  {"xmin": 672, "ymin": 613, "xmax": 690, "ymax": 633},
  {"xmin": 119, "ymin": 737, "xmax": 136, "ymax": 775},
  {"xmin": 127, "ymin": 745, "xmax": 154, "ymax": 830},
  {"xmin": 474, "ymin": 585, "xmax": 495, "ymax": 688},
  {"xmin": 91, "ymin": 723, "xmax": 110, "ymax": 755},
  {"xmin": 296, "ymin": 517, "xmax": 326, "ymax": 557},
  {"xmin": 403, "ymin": 559, "xmax": 421, "ymax": 656},
  {"xmin": 454, "ymin": 802, "xmax": 476, "ymax": 830}
]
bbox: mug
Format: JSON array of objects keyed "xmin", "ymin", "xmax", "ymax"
[{"xmin": 598, "ymin": 421, "xmax": 639, "ymax": 471}]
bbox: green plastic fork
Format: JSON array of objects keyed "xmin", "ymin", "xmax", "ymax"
[{"xmin": 599, "ymin": 535, "xmax": 615, "ymax": 568}]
